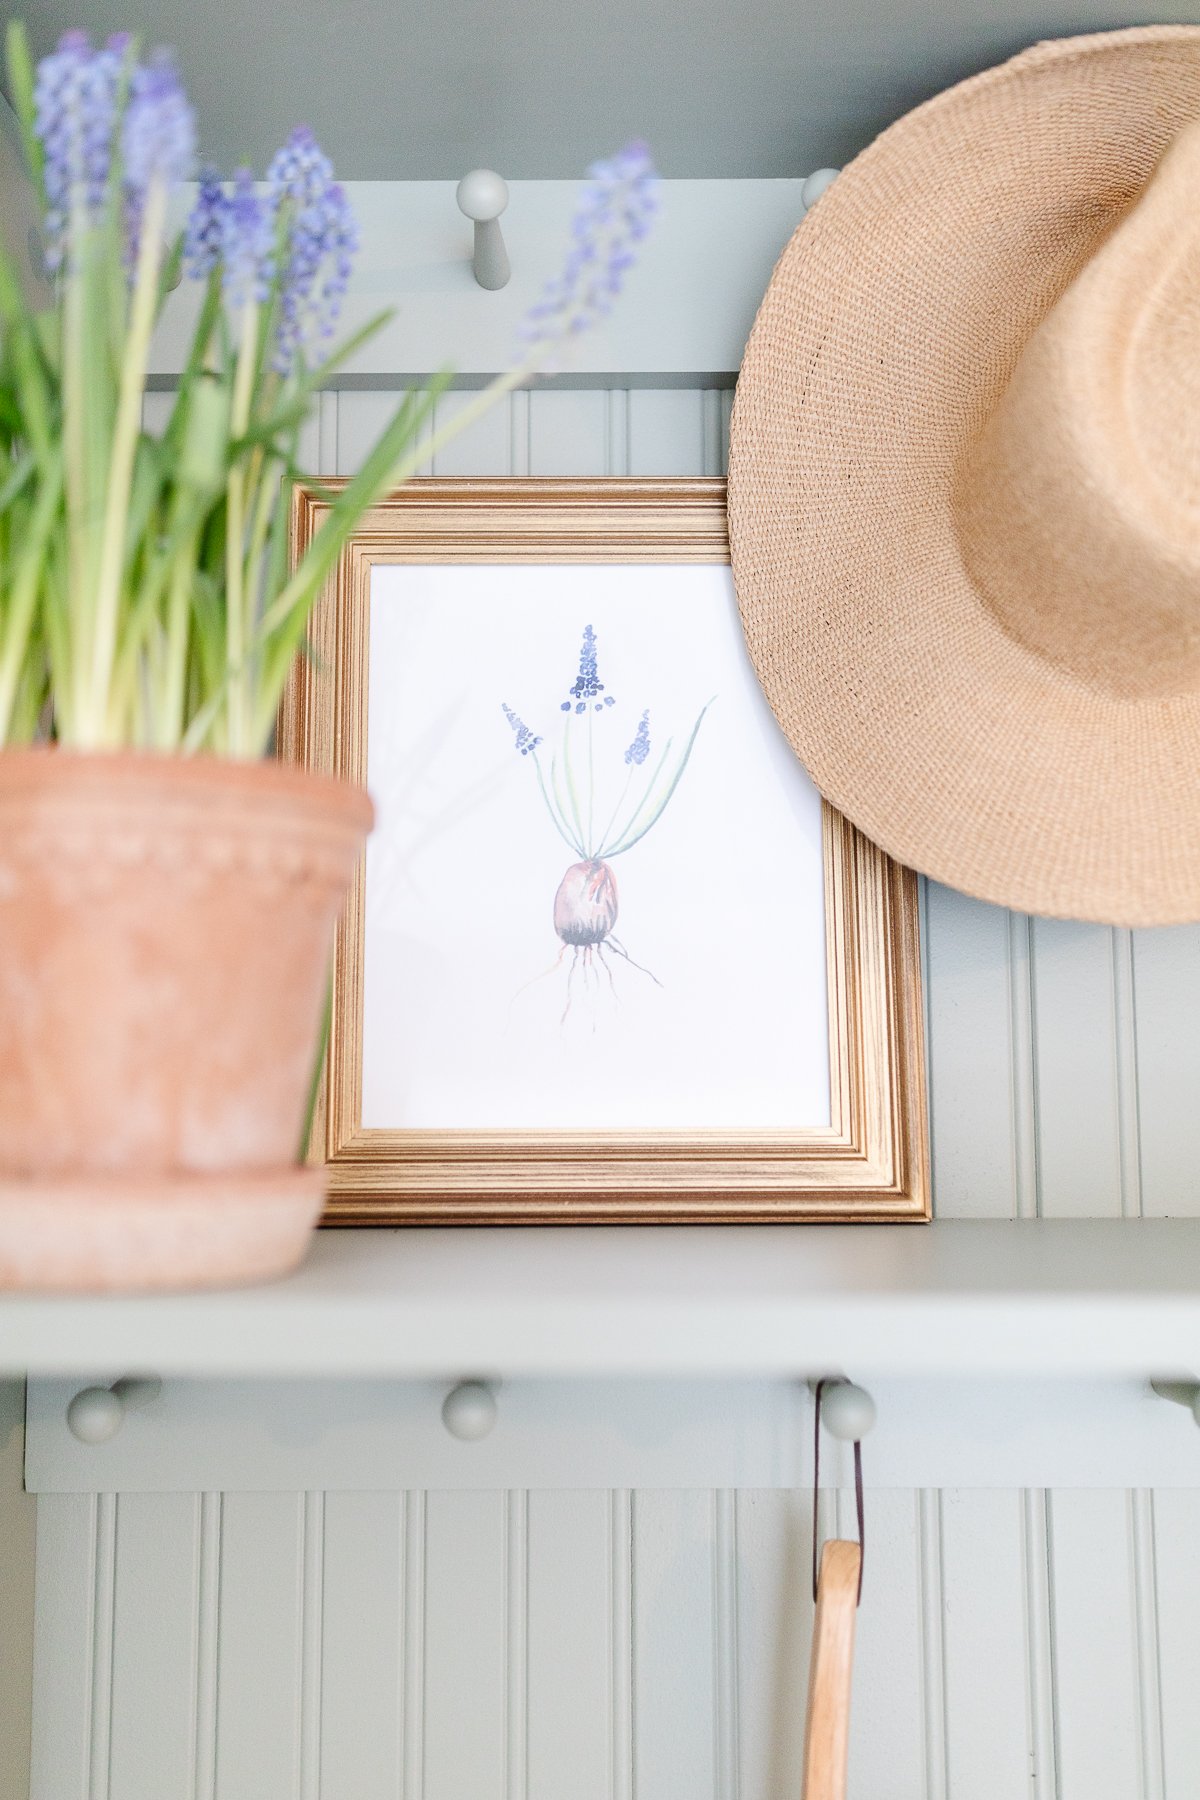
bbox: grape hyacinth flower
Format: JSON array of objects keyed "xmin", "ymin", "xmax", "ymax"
[
  {"xmin": 33, "ymin": 30, "xmax": 125, "ymax": 269},
  {"xmin": 121, "ymin": 50, "xmax": 195, "ymax": 265},
  {"xmin": 122, "ymin": 51, "xmax": 195, "ymax": 195},
  {"xmin": 502, "ymin": 703, "xmax": 542, "ymax": 756},
  {"xmin": 562, "ymin": 623, "xmax": 617, "ymax": 714},
  {"xmin": 220, "ymin": 169, "xmax": 275, "ymax": 308},
  {"xmin": 268, "ymin": 127, "xmax": 358, "ymax": 373},
  {"xmin": 183, "ymin": 166, "xmax": 225, "ymax": 280},
  {"xmin": 268, "ymin": 124, "xmax": 334, "ymax": 209},
  {"xmin": 520, "ymin": 140, "xmax": 659, "ymax": 357},
  {"xmin": 624, "ymin": 710, "xmax": 651, "ymax": 766}
]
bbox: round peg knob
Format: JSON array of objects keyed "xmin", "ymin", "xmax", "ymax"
[
  {"xmin": 801, "ymin": 167, "xmax": 840, "ymax": 211},
  {"xmin": 66, "ymin": 1386, "xmax": 126, "ymax": 1444},
  {"xmin": 66, "ymin": 1376, "xmax": 162, "ymax": 1445},
  {"xmin": 442, "ymin": 1380, "xmax": 498, "ymax": 1441},
  {"xmin": 819, "ymin": 1379, "xmax": 876, "ymax": 1441},
  {"xmin": 456, "ymin": 169, "xmax": 509, "ymax": 223}
]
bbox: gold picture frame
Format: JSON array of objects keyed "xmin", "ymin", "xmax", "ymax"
[{"xmin": 279, "ymin": 478, "xmax": 929, "ymax": 1224}]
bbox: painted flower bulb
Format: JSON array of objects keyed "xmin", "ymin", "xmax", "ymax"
[{"xmin": 554, "ymin": 860, "xmax": 619, "ymax": 946}]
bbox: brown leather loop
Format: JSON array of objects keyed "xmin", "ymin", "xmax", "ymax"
[{"xmin": 812, "ymin": 1379, "xmax": 866, "ymax": 1607}]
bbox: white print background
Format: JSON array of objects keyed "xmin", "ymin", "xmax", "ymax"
[{"xmin": 361, "ymin": 562, "xmax": 830, "ymax": 1131}]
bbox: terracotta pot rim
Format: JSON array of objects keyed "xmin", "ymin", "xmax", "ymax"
[{"xmin": 0, "ymin": 745, "xmax": 372, "ymax": 830}]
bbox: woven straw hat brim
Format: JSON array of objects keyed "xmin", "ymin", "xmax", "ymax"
[{"xmin": 728, "ymin": 26, "xmax": 1200, "ymax": 927}]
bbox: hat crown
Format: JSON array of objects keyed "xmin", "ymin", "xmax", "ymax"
[{"xmin": 953, "ymin": 121, "xmax": 1200, "ymax": 699}]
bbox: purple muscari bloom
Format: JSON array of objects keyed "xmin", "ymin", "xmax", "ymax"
[
  {"xmin": 624, "ymin": 710, "xmax": 651, "ymax": 766},
  {"xmin": 268, "ymin": 127, "xmax": 358, "ymax": 372},
  {"xmin": 502, "ymin": 702, "xmax": 542, "ymax": 756},
  {"xmin": 267, "ymin": 125, "xmax": 334, "ymax": 208},
  {"xmin": 183, "ymin": 166, "xmax": 225, "ymax": 280},
  {"xmin": 33, "ymin": 31, "xmax": 125, "ymax": 270},
  {"xmin": 519, "ymin": 140, "xmax": 659, "ymax": 357},
  {"xmin": 122, "ymin": 51, "xmax": 195, "ymax": 195},
  {"xmin": 220, "ymin": 169, "xmax": 274, "ymax": 308},
  {"xmin": 561, "ymin": 623, "xmax": 617, "ymax": 715}
]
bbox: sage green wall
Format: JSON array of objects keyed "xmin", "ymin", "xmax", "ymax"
[{"xmin": 17, "ymin": 0, "xmax": 1200, "ymax": 180}]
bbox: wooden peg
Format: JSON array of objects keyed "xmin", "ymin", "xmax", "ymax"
[
  {"xmin": 802, "ymin": 1539, "xmax": 861, "ymax": 1800},
  {"xmin": 456, "ymin": 170, "xmax": 511, "ymax": 290}
]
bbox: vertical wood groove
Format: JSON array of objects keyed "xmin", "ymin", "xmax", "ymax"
[
  {"xmin": 606, "ymin": 390, "xmax": 631, "ymax": 477},
  {"xmin": 1112, "ymin": 930, "xmax": 1144, "ymax": 1218},
  {"xmin": 918, "ymin": 1490, "xmax": 948, "ymax": 1800},
  {"xmin": 1022, "ymin": 1489, "xmax": 1059, "ymax": 1798},
  {"xmin": 87, "ymin": 1494, "xmax": 116, "ymax": 1800},
  {"xmin": 192, "ymin": 1493, "xmax": 221, "ymax": 1800},
  {"xmin": 1036, "ymin": 1491, "xmax": 1064, "ymax": 1799},
  {"xmin": 713, "ymin": 1491, "xmax": 740, "ymax": 1800},
  {"xmin": 505, "ymin": 1491, "xmax": 529, "ymax": 1800},
  {"xmin": 402, "ymin": 1491, "xmax": 426, "ymax": 1800},
  {"xmin": 300, "ymin": 1493, "xmax": 324, "ymax": 1800},
  {"xmin": 1132, "ymin": 1492, "xmax": 1165, "ymax": 1800},
  {"xmin": 510, "ymin": 391, "xmax": 531, "ymax": 477},
  {"xmin": 609, "ymin": 1490, "xmax": 633, "ymax": 1800},
  {"xmin": 318, "ymin": 390, "xmax": 338, "ymax": 476},
  {"xmin": 1008, "ymin": 913, "xmax": 1040, "ymax": 1218}
]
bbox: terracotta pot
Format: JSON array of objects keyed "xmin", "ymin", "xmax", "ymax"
[{"xmin": 0, "ymin": 750, "xmax": 372, "ymax": 1291}]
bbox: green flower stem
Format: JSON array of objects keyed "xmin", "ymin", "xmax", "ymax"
[
  {"xmin": 4, "ymin": 25, "xmax": 44, "ymax": 194},
  {"xmin": 387, "ymin": 355, "xmax": 539, "ymax": 483},
  {"xmin": 243, "ymin": 446, "xmax": 281, "ymax": 629},
  {"xmin": 108, "ymin": 485, "xmax": 202, "ymax": 738},
  {"xmin": 560, "ymin": 711, "xmax": 589, "ymax": 855},
  {"xmin": 62, "ymin": 197, "xmax": 93, "ymax": 732},
  {"xmin": 0, "ymin": 451, "xmax": 62, "ymax": 742},
  {"xmin": 598, "ymin": 736, "xmax": 673, "ymax": 857},
  {"xmin": 224, "ymin": 296, "xmax": 259, "ymax": 755},
  {"xmin": 532, "ymin": 750, "xmax": 585, "ymax": 857},
  {"xmin": 246, "ymin": 356, "xmax": 562, "ymax": 754},
  {"xmin": 8, "ymin": 658, "xmax": 44, "ymax": 743},
  {"xmin": 549, "ymin": 751, "xmax": 577, "ymax": 851},
  {"xmin": 255, "ymin": 357, "xmax": 538, "ymax": 649},
  {"xmin": 81, "ymin": 175, "xmax": 168, "ymax": 747},
  {"xmin": 594, "ymin": 764, "xmax": 635, "ymax": 859},
  {"xmin": 603, "ymin": 699, "xmax": 713, "ymax": 859},
  {"xmin": 159, "ymin": 524, "xmax": 202, "ymax": 746},
  {"xmin": 587, "ymin": 704, "xmax": 595, "ymax": 853}
]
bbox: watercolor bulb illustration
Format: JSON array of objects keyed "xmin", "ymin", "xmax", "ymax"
[
  {"xmin": 502, "ymin": 624, "xmax": 712, "ymax": 1023},
  {"xmin": 554, "ymin": 859, "xmax": 619, "ymax": 947}
]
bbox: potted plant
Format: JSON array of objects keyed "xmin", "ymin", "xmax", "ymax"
[{"xmin": 0, "ymin": 24, "xmax": 657, "ymax": 1289}]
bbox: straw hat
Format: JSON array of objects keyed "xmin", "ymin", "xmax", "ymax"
[{"xmin": 728, "ymin": 26, "xmax": 1200, "ymax": 926}]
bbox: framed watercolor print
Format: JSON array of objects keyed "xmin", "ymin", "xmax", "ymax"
[{"xmin": 279, "ymin": 479, "xmax": 929, "ymax": 1223}]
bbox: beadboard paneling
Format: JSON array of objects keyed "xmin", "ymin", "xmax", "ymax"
[
  {"xmin": 28, "ymin": 383, "xmax": 1200, "ymax": 1799},
  {"xmin": 1047, "ymin": 1491, "xmax": 1147, "ymax": 1800},
  {"xmin": 215, "ymin": 1494, "xmax": 308, "ymax": 1800},
  {"xmin": 525, "ymin": 1491, "xmax": 611, "ymax": 1800},
  {"xmin": 36, "ymin": 1483, "xmax": 1200, "ymax": 1800},
  {"xmin": 939, "ymin": 1491, "xmax": 1031, "ymax": 1798},
  {"xmin": 108, "ymin": 1494, "xmax": 201, "ymax": 1800},
  {"xmin": 319, "ymin": 1493, "xmax": 405, "ymax": 1800},
  {"xmin": 1131, "ymin": 927, "xmax": 1200, "ymax": 1217},
  {"xmin": 1151, "ymin": 1489, "xmax": 1200, "ymax": 1792},
  {"xmin": 424, "ymin": 1491, "xmax": 508, "ymax": 1800}
]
